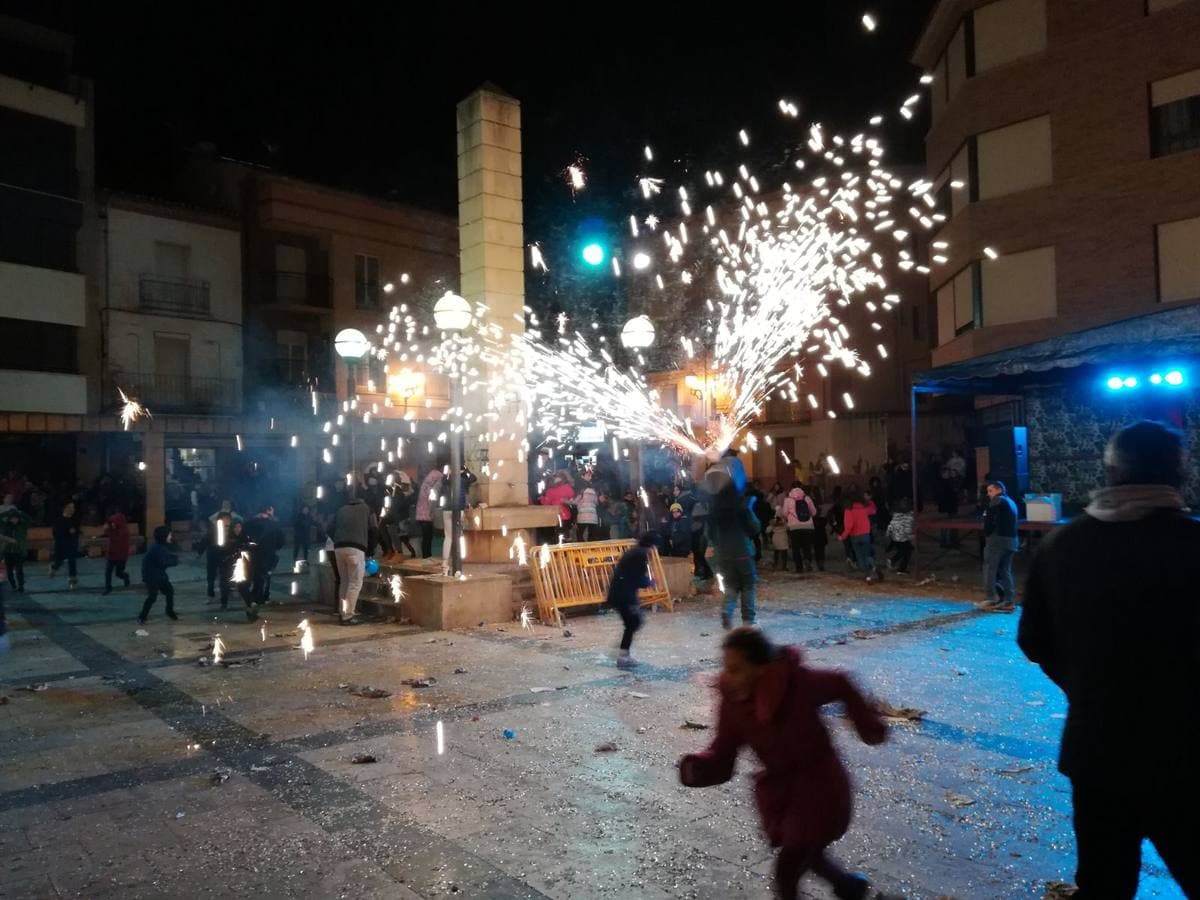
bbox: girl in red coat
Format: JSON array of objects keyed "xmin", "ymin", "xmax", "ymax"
[
  {"xmin": 102, "ymin": 507, "xmax": 133, "ymax": 596},
  {"xmin": 680, "ymin": 627, "xmax": 895, "ymax": 900}
]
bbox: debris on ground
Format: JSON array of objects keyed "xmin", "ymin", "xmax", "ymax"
[
  {"xmin": 529, "ymin": 686, "xmax": 554, "ymax": 693},
  {"xmin": 682, "ymin": 719, "xmax": 710, "ymax": 730},
  {"xmin": 16, "ymin": 683, "xmax": 48, "ymax": 692},
  {"xmin": 210, "ymin": 769, "xmax": 232, "ymax": 785},
  {"xmin": 997, "ymin": 766, "xmax": 1034, "ymax": 776},
  {"xmin": 351, "ymin": 754, "xmax": 378, "ymax": 765},
  {"xmin": 850, "ymin": 629, "xmax": 874, "ymax": 640},
  {"xmin": 636, "ymin": 727, "xmax": 647, "ymax": 735},
  {"xmin": 562, "ymin": 629, "xmax": 573, "ymax": 638},
  {"xmin": 876, "ymin": 702, "xmax": 926, "ymax": 724},
  {"xmin": 134, "ymin": 629, "xmax": 150, "ymax": 637},
  {"xmin": 629, "ymin": 691, "xmax": 649, "ymax": 699},
  {"xmin": 342, "ymin": 684, "xmax": 392, "ymax": 699},
  {"xmin": 502, "ymin": 729, "xmax": 516, "ymax": 740},
  {"xmin": 848, "ymin": 608, "xmax": 862, "ymax": 616},
  {"xmin": 594, "ymin": 742, "xmax": 619, "ymax": 753},
  {"xmin": 1044, "ymin": 882, "xmax": 1078, "ymax": 899},
  {"xmin": 400, "ymin": 677, "xmax": 436, "ymax": 688},
  {"xmin": 0, "ymin": 696, "xmax": 9, "ymax": 705},
  {"xmin": 945, "ymin": 792, "xmax": 976, "ymax": 809},
  {"xmin": 453, "ymin": 668, "xmax": 468, "ymax": 674}
]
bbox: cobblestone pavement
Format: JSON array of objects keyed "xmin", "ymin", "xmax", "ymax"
[{"xmin": 0, "ymin": 554, "xmax": 1182, "ymax": 899}]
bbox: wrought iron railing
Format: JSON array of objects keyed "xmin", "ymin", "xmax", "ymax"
[{"xmin": 138, "ymin": 275, "xmax": 211, "ymax": 316}]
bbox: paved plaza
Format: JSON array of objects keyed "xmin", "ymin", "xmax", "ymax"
[{"xmin": 0, "ymin": 556, "xmax": 1182, "ymax": 899}]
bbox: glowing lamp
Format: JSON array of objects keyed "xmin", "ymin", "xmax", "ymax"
[
  {"xmin": 334, "ymin": 328, "xmax": 370, "ymax": 361},
  {"xmin": 1150, "ymin": 374, "xmax": 1164, "ymax": 385},
  {"xmin": 1106, "ymin": 377, "xmax": 1124, "ymax": 391},
  {"xmin": 581, "ymin": 243, "xmax": 605, "ymax": 266},
  {"xmin": 620, "ymin": 315, "xmax": 656, "ymax": 349},
  {"xmin": 433, "ymin": 292, "xmax": 471, "ymax": 332},
  {"xmin": 1166, "ymin": 370, "xmax": 1185, "ymax": 386},
  {"xmin": 1123, "ymin": 377, "xmax": 1138, "ymax": 389}
]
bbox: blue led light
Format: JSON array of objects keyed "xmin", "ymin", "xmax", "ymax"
[
  {"xmin": 1166, "ymin": 370, "xmax": 1185, "ymax": 386},
  {"xmin": 1123, "ymin": 377, "xmax": 1138, "ymax": 388},
  {"xmin": 1106, "ymin": 376, "xmax": 1124, "ymax": 391},
  {"xmin": 1150, "ymin": 373, "xmax": 1164, "ymax": 385}
]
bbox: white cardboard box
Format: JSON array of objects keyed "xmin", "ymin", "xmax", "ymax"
[{"xmin": 1024, "ymin": 493, "xmax": 1062, "ymax": 522}]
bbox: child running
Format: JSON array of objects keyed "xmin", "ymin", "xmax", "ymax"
[
  {"xmin": 680, "ymin": 627, "xmax": 899, "ymax": 900},
  {"xmin": 604, "ymin": 533, "xmax": 658, "ymax": 669}
]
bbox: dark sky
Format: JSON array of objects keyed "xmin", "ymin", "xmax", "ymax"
[{"xmin": 8, "ymin": 2, "xmax": 934, "ymax": 217}]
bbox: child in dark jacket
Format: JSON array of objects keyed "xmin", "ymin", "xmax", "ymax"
[
  {"xmin": 604, "ymin": 533, "xmax": 657, "ymax": 669},
  {"xmin": 139, "ymin": 525, "xmax": 179, "ymax": 623},
  {"xmin": 680, "ymin": 627, "xmax": 896, "ymax": 900}
]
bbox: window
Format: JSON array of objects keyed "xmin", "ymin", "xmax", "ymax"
[
  {"xmin": 974, "ymin": 0, "xmax": 1046, "ymax": 74},
  {"xmin": 976, "ymin": 116, "xmax": 1052, "ymax": 200},
  {"xmin": 274, "ymin": 244, "xmax": 307, "ymax": 302},
  {"xmin": 154, "ymin": 241, "xmax": 190, "ymax": 280},
  {"xmin": 276, "ymin": 330, "xmax": 307, "ymax": 384},
  {"xmin": 1157, "ymin": 216, "xmax": 1200, "ymax": 303},
  {"xmin": 354, "ymin": 253, "xmax": 381, "ymax": 309},
  {"xmin": 355, "ymin": 354, "xmax": 387, "ymax": 392},
  {"xmin": 979, "ymin": 246, "xmax": 1057, "ymax": 326},
  {"xmin": 936, "ymin": 264, "xmax": 981, "ymax": 345},
  {"xmin": 1151, "ymin": 68, "xmax": 1200, "ymax": 157}
]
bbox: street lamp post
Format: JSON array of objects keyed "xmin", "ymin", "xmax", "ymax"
[
  {"xmin": 334, "ymin": 328, "xmax": 370, "ymax": 499},
  {"xmin": 433, "ymin": 292, "xmax": 472, "ymax": 576}
]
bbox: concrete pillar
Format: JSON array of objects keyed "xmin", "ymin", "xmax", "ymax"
[
  {"xmin": 457, "ymin": 86, "xmax": 528, "ymax": 507},
  {"xmin": 144, "ymin": 431, "xmax": 166, "ymax": 528}
]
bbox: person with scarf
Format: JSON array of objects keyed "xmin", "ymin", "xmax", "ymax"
[{"xmin": 1018, "ymin": 421, "xmax": 1199, "ymax": 898}]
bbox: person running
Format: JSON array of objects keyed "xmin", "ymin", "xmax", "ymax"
[
  {"xmin": 783, "ymin": 483, "xmax": 817, "ymax": 574},
  {"xmin": 604, "ymin": 533, "xmax": 658, "ymax": 669},
  {"xmin": 839, "ymin": 489, "xmax": 880, "ymax": 583},
  {"xmin": 680, "ymin": 627, "xmax": 896, "ymax": 900},
  {"xmin": 978, "ymin": 479, "xmax": 1019, "ymax": 612},
  {"xmin": 1, "ymin": 498, "xmax": 29, "ymax": 593},
  {"xmin": 138, "ymin": 526, "xmax": 179, "ymax": 623},
  {"xmin": 102, "ymin": 506, "xmax": 133, "ymax": 595},
  {"xmin": 49, "ymin": 500, "xmax": 81, "ymax": 590}
]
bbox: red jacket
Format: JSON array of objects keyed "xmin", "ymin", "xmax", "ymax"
[
  {"xmin": 839, "ymin": 501, "xmax": 876, "ymax": 541},
  {"xmin": 105, "ymin": 512, "xmax": 132, "ymax": 561},
  {"xmin": 680, "ymin": 646, "xmax": 885, "ymax": 849},
  {"xmin": 539, "ymin": 483, "xmax": 576, "ymax": 522}
]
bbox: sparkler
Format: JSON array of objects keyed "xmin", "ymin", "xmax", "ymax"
[
  {"xmin": 231, "ymin": 552, "xmax": 248, "ymax": 584},
  {"xmin": 298, "ymin": 619, "xmax": 314, "ymax": 660},
  {"xmin": 117, "ymin": 388, "xmax": 149, "ymax": 431}
]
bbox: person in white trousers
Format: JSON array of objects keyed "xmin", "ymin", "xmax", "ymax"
[{"xmin": 331, "ymin": 497, "xmax": 376, "ymax": 626}]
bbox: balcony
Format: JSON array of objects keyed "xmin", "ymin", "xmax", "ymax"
[
  {"xmin": 139, "ymin": 275, "xmax": 211, "ymax": 317},
  {"xmin": 259, "ymin": 270, "xmax": 331, "ymax": 309},
  {"xmin": 111, "ymin": 372, "xmax": 239, "ymax": 414}
]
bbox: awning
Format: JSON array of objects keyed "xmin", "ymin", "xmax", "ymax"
[{"xmin": 913, "ymin": 304, "xmax": 1200, "ymax": 394}]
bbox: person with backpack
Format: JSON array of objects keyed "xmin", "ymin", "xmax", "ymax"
[
  {"xmin": 679, "ymin": 627, "xmax": 897, "ymax": 900},
  {"xmin": 782, "ymin": 483, "xmax": 817, "ymax": 574},
  {"xmin": 138, "ymin": 526, "xmax": 179, "ymax": 624}
]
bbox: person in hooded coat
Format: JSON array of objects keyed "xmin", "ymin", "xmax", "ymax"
[
  {"xmin": 139, "ymin": 525, "xmax": 179, "ymax": 623},
  {"xmin": 680, "ymin": 627, "xmax": 895, "ymax": 900},
  {"xmin": 782, "ymin": 483, "xmax": 817, "ymax": 574},
  {"xmin": 102, "ymin": 506, "xmax": 133, "ymax": 595},
  {"xmin": 703, "ymin": 455, "xmax": 761, "ymax": 629}
]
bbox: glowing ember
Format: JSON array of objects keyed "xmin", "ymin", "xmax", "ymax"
[
  {"xmin": 519, "ymin": 605, "xmax": 533, "ymax": 631},
  {"xmin": 117, "ymin": 388, "xmax": 149, "ymax": 431},
  {"xmin": 211, "ymin": 634, "xmax": 226, "ymax": 665},
  {"xmin": 298, "ymin": 619, "xmax": 314, "ymax": 660},
  {"xmin": 389, "ymin": 573, "xmax": 403, "ymax": 604}
]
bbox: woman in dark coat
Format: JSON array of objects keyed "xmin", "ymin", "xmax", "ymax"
[{"xmin": 680, "ymin": 627, "xmax": 894, "ymax": 900}]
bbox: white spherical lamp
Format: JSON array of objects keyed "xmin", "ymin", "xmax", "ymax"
[
  {"xmin": 433, "ymin": 292, "xmax": 472, "ymax": 332},
  {"xmin": 334, "ymin": 328, "xmax": 370, "ymax": 361},
  {"xmin": 620, "ymin": 315, "xmax": 656, "ymax": 350}
]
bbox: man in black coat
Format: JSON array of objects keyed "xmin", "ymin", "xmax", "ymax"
[
  {"xmin": 605, "ymin": 533, "xmax": 657, "ymax": 670},
  {"xmin": 979, "ymin": 479, "xmax": 1019, "ymax": 611},
  {"xmin": 1018, "ymin": 421, "xmax": 1199, "ymax": 898}
]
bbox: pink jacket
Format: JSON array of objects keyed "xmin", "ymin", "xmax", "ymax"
[
  {"xmin": 839, "ymin": 501, "xmax": 876, "ymax": 540},
  {"xmin": 782, "ymin": 488, "xmax": 816, "ymax": 531}
]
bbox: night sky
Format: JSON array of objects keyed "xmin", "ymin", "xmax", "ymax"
[{"xmin": 10, "ymin": 4, "xmax": 932, "ymax": 198}]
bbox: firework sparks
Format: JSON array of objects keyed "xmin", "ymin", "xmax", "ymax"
[
  {"xmin": 389, "ymin": 573, "xmax": 403, "ymax": 604},
  {"xmin": 509, "ymin": 535, "xmax": 528, "ymax": 566},
  {"xmin": 436, "ymin": 720, "xmax": 445, "ymax": 756},
  {"xmin": 211, "ymin": 634, "xmax": 225, "ymax": 666},
  {"xmin": 231, "ymin": 552, "xmax": 249, "ymax": 584},
  {"xmin": 117, "ymin": 388, "xmax": 149, "ymax": 431},
  {"xmin": 298, "ymin": 619, "xmax": 314, "ymax": 660},
  {"xmin": 519, "ymin": 605, "xmax": 533, "ymax": 631},
  {"xmin": 260, "ymin": 621, "xmax": 267, "ymax": 642},
  {"xmin": 862, "ymin": 12, "xmax": 877, "ymax": 31},
  {"xmin": 530, "ymin": 243, "xmax": 548, "ymax": 273}
]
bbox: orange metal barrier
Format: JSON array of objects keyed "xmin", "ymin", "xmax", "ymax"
[{"xmin": 529, "ymin": 539, "xmax": 673, "ymax": 624}]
